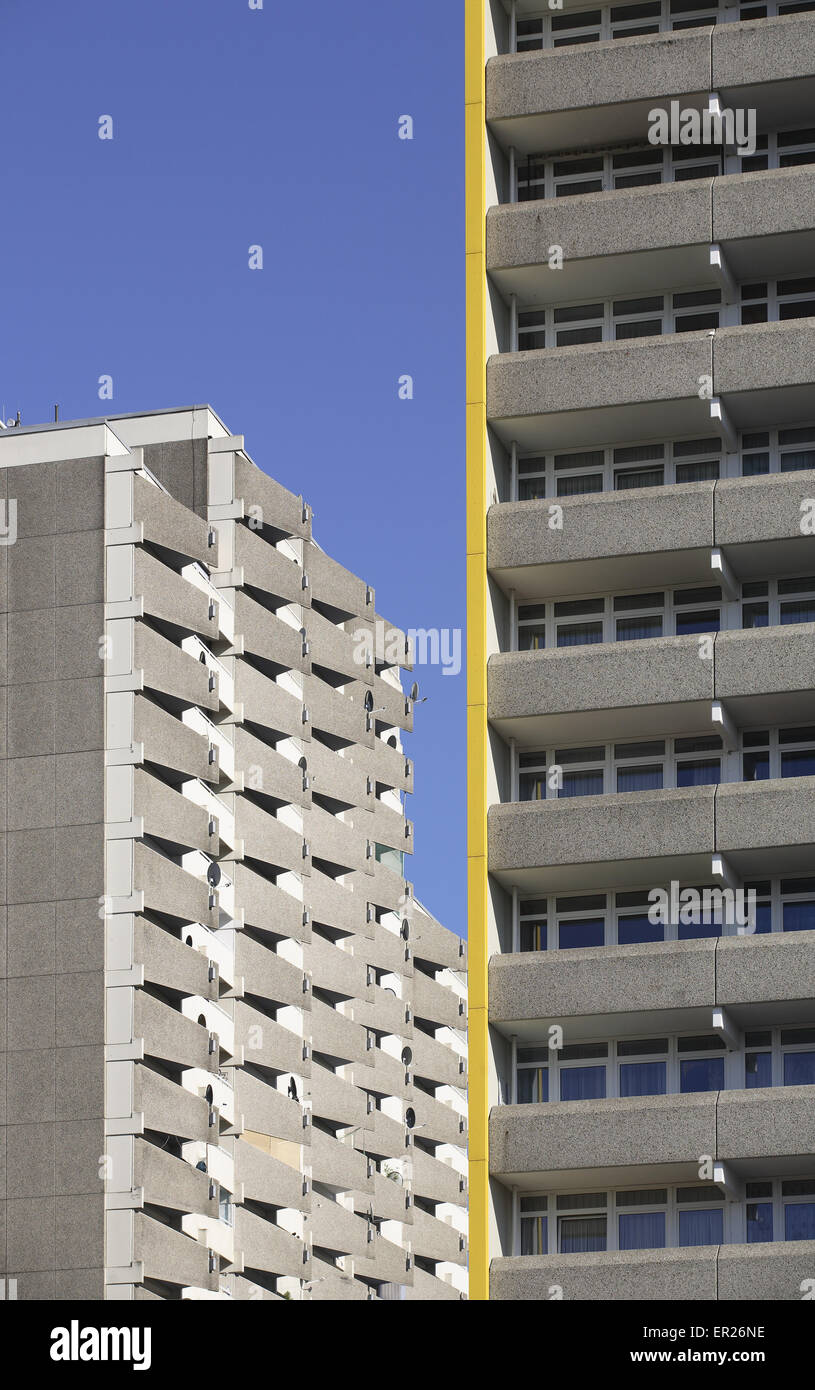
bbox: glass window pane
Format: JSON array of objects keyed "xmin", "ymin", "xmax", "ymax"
[
  {"xmin": 560, "ymin": 1066, "xmax": 606, "ymax": 1101},
  {"xmin": 619, "ymin": 1061, "xmax": 667, "ymax": 1097},
  {"xmin": 676, "ymin": 609, "xmax": 720, "ymax": 635},
  {"xmin": 744, "ymin": 751, "xmax": 770, "ymax": 780},
  {"xmin": 680, "ymin": 1057, "xmax": 725, "ymax": 1092},
  {"xmin": 560, "ymin": 770, "xmax": 604, "ymax": 798},
  {"xmin": 558, "ymin": 917, "xmax": 605, "ymax": 949},
  {"xmin": 619, "ymin": 1211, "xmax": 666, "ymax": 1251},
  {"xmin": 520, "ymin": 921, "xmax": 546, "ymax": 951},
  {"xmin": 557, "ymin": 623, "xmax": 604, "ymax": 647},
  {"xmin": 781, "ymin": 750, "xmax": 815, "ymax": 778},
  {"xmin": 679, "ymin": 1208, "xmax": 723, "ymax": 1246},
  {"xmin": 676, "ymin": 759, "xmax": 721, "ymax": 787},
  {"xmin": 783, "ymin": 1052, "xmax": 815, "ymax": 1086},
  {"xmin": 617, "ymin": 765, "xmax": 663, "ymax": 793},
  {"xmin": 557, "ymin": 473, "xmax": 604, "ymax": 497},
  {"xmin": 521, "ymin": 1215, "xmax": 547, "ymax": 1255},
  {"xmin": 617, "ymin": 913, "xmax": 663, "ymax": 945},
  {"xmin": 518, "ymin": 1068, "xmax": 548, "ymax": 1104},
  {"xmin": 781, "ymin": 600, "xmax": 815, "ymax": 624},
  {"xmin": 785, "ymin": 1203, "xmax": 815, "ymax": 1241},
  {"xmin": 616, "ymin": 616, "xmax": 663, "ymax": 641},
  {"xmin": 745, "ymin": 1052, "xmax": 772, "ymax": 1088},
  {"xmin": 746, "ymin": 1203, "xmax": 773, "ymax": 1244},
  {"xmin": 560, "ymin": 1216, "xmax": 607, "ymax": 1253},
  {"xmin": 783, "ymin": 901, "xmax": 815, "ymax": 933}
]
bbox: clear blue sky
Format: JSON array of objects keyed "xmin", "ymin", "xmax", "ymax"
[{"xmin": 0, "ymin": 0, "xmax": 465, "ymax": 936}]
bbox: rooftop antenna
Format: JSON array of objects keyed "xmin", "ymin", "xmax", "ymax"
[{"xmin": 54, "ymin": 404, "xmax": 59, "ymax": 422}]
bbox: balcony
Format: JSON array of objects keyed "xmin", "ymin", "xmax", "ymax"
[
  {"xmin": 489, "ymin": 1085, "xmax": 815, "ymax": 1189},
  {"xmin": 236, "ymin": 1208, "xmax": 307, "ymax": 1282},
  {"xmin": 310, "ymin": 1194, "xmax": 368, "ymax": 1258},
  {"xmin": 488, "ymin": 775, "xmax": 815, "ymax": 892},
  {"xmin": 486, "ymin": 16, "xmax": 815, "ymax": 154},
  {"xmin": 134, "ymin": 1139, "xmax": 213, "ymax": 1219},
  {"xmin": 236, "ymin": 1138, "xmax": 306, "ymax": 1212},
  {"xmin": 489, "ymin": 930, "xmax": 815, "ymax": 1039},
  {"xmin": 134, "ymin": 1067, "xmax": 209, "ymax": 1145},
  {"xmin": 235, "ymin": 1071, "xmax": 303, "ymax": 1146},
  {"xmin": 487, "ymin": 318, "xmax": 815, "ymax": 451},
  {"xmin": 412, "ymin": 970, "xmax": 463, "ymax": 1031},
  {"xmin": 489, "ymin": 472, "xmax": 815, "ymax": 600},
  {"xmin": 135, "ymin": 694, "xmax": 216, "ymax": 785},
  {"xmin": 488, "ymin": 624, "xmax": 815, "ymax": 746},
  {"xmin": 309, "ymin": 1062, "xmax": 367, "ymax": 1130},
  {"xmin": 491, "ymin": 1240, "xmax": 815, "ymax": 1301},
  {"xmin": 135, "ymin": 1212, "xmax": 214, "ymax": 1292},
  {"xmin": 235, "ymin": 933, "xmax": 305, "ymax": 1011},
  {"xmin": 488, "ymin": 167, "xmax": 815, "ymax": 306},
  {"xmin": 134, "ymin": 473, "xmax": 212, "ymax": 569}
]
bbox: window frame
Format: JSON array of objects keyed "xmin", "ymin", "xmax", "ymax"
[{"xmin": 517, "ymin": 874, "xmax": 815, "ymax": 951}]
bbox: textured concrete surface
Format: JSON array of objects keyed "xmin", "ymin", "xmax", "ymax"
[
  {"xmin": 487, "ymin": 29, "xmax": 710, "ymax": 121},
  {"xmin": 488, "ymin": 332, "xmax": 711, "ymax": 420},
  {"xmin": 488, "ymin": 784, "xmax": 715, "ymax": 872}
]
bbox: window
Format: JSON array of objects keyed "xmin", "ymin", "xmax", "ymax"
[
  {"xmin": 514, "ymin": 127, "xmax": 815, "ymax": 204},
  {"xmin": 741, "ymin": 276, "xmax": 815, "ymax": 326},
  {"xmin": 517, "ymin": 1046, "xmax": 550, "ymax": 1103},
  {"xmin": 519, "ymin": 899, "xmax": 547, "ymax": 952},
  {"xmin": 557, "ymin": 1193, "xmax": 608, "ymax": 1253},
  {"xmin": 517, "ymin": 603, "xmax": 547, "ymax": 651},
  {"xmin": 555, "ymin": 598, "xmax": 604, "ymax": 647},
  {"xmin": 678, "ymin": 1190, "xmax": 724, "ymax": 1247},
  {"xmin": 516, "ymin": 291, "xmax": 720, "ymax": 351},
  {"xmin": 519, "ymin": 1196, "xmax": 547, "ymax": 1255},
  {"xmin": 783, "ymin": 1179, "xmax": 815, "ymax": 1240},
  {"xmin": 746, "ymin": 1184, "xmax": 774, "ymax": 1244},
  {"xmin": 512, "ymin": 425, "xmax": 815, "ymax": 501},
  {"xmin": 516, "ymin": 735, "xmax": 722, "ymax": 802},
  {"xmin": 513, "ymin": 1, "xmax": 811, "ymax": 55},
  {"xmin": 512, "ymin": 1027, "xmax": 815, "ymax": 1104},
  {"xmin": 619, "ymin": 1203, "xmax": 667, "ymax": 1251},
  {"xmin": 742, "ymin": 725, "xmax": 815, "ymax": 781},
  {"xmin": 781, "ymin": 877, "xmax": 815, "ymax": 933},
  {"xmin": 781, "ymin": 1027, "xmax": 815, "ymax": 1085},
  {"xmin": 742, "ymin": 425, "xmax": 815, "ymax": 476},
  {"xmin": 515, "ymin": 583, "xmax": 724, "ymax": 650},
  {"xmin": 618, "ymin": 1038, "xmax": 668, "ymax": 1097},
  {"xmin": 678, "ymin": 1035, "xmax": 727, "ymax": 1092},
  {"xmin": 519, "ymin": 1176, "xmax": 815, "ymax": 1255},
  {"xmin": 517, "ymin": 877, "xmax": 815, "ymax": 952}
]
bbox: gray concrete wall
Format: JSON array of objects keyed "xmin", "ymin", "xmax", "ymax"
[{"xmin": 0, "ymin": 455, "xmax": 107, "ymax": 1301}]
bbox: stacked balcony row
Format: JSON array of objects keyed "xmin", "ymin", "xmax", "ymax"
[{"xmin": 114, "ymin": 429, "xmax": 467, "ymax": 1299}]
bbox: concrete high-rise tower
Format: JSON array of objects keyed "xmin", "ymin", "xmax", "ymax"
[
  {"xmin": 0, "ymin": 405, "xmax": 467, "ymax": 1301},
  {"xmin": 468, "ymin": 0, "xmax": 815, "ymax": 1301}
]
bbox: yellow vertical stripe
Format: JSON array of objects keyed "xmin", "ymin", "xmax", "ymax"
[{"xmin": 465, "ymin": 0, "xmax": 488, "ymax": 1302}]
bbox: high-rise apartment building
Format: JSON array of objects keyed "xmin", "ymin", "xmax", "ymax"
[
  {"xmin": 0, "ymin": 405, "xmax": 467, "ymax": 1302},
  {"xmin": 468, "ymin": 0, "xmax": 815, "ymax": 1300}
]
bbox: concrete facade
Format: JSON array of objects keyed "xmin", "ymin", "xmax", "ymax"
[
  {"xmin": 468, "ymin": 0, "xmax": 815, "ymax": 1300},
  {"xmin": 0, "ymin": 406, "xmax": 467, "ymax": 1301}
]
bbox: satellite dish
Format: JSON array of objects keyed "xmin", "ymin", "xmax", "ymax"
[
  {"xmin": 401, "ymin": 1046, "xmax": 412, "ymax": 1066},
  {"xmin": 410, "ymin": 682, "xmax": 419, "ymax": 702},
  {"xmin": 364, "ymin": 691, "xmax": 374, "ymax": 712},
  {"xmin": 400, "ymin": 920, "xmax": 410, "ymax": 941},
  {"xmin": 298, "ymin": 756, "xmax": 308, "ymax": 771},
  {"xmin": 405, "ymin": 1108, "xmax": 416, "ymax": 1129},
  {"xmin": 206, "ymin": 861, "xmax": 221, "ymax": 888}
]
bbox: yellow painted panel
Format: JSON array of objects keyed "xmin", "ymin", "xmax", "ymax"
[{"xmin": 465, "ymin": 0, "xmax": 488, "ymax": 1298}]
